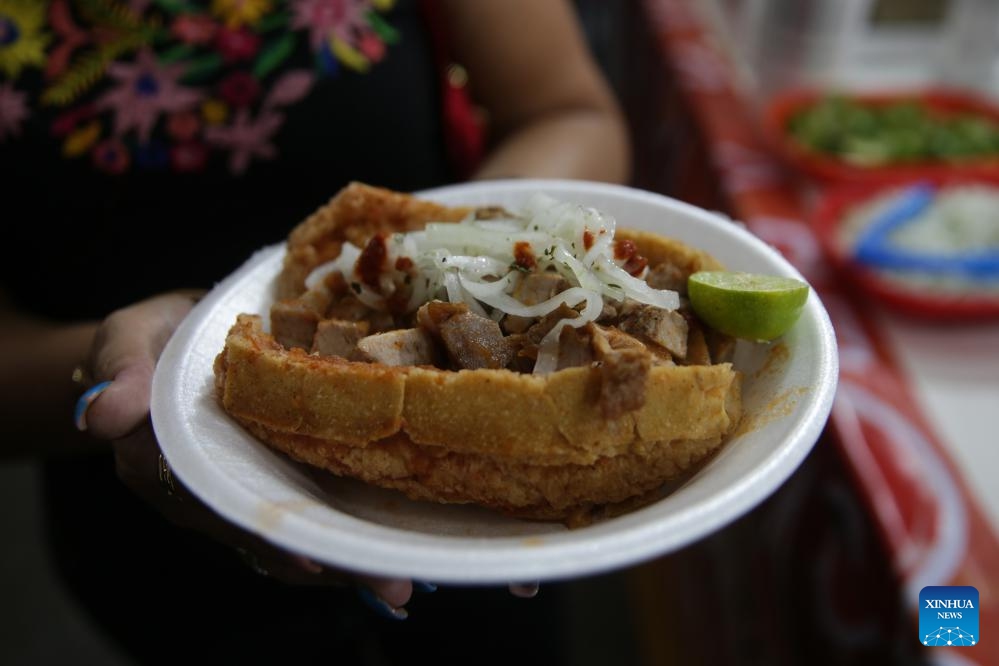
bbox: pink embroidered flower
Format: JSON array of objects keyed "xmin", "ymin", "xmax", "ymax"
[
  {"xmin": 171, "ymin": 14, "xmax": 218, "ymax": 45},
  {"xmin": 166, "ymin": 110, "xmax": 201, "ymax": 141},
  {"xmin": 0, "ymin": 82, "xmax": 28, "ymax": 141},
  {"xmin": 291, "ymin": 0, "xmax": 371, "ymax": 51},
  {"xmin": 91, "ymin": 138, "xmax": 131, "ymax": 174},
  {"xmin": 170, "ymin": 141, "xmax": 209, "ymax": 172},
  {"xmin": 204, "ymin": 108, "xmax": 283, "ymax": 174},
  {"xmin": 215, "ymin": 26, "xmax": 260, "ymax": 62},
  {"xmin": 218, "ymin": 71, "xmax": 260, "ymax": 108},
  {"xmin": 261, "ymin": 70, "xmax": 315, "ymax": 110},
  {"xmin": 96, "ymin": 49, "xmax": 203, "ymax": 143}
]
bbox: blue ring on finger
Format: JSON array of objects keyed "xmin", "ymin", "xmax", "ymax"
[{"xmin": 74, "ymin": 381, "xmax": 113, "ymax": 431}]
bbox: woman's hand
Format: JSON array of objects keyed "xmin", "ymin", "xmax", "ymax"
[
  {"xmin": 83, "ymin": 291, "xmax": 201, "ymax": 440},
  {"xmin": 78, "ymin": 292, "xmax": 415, "ymax": 612},
  {"xmin": 79, "ymin": 291, "xmax": 540, "ymax": 615}
]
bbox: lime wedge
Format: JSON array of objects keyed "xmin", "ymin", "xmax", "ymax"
[{"xmin": 687, "ymin": 271, "xmax": 810, "ymax": 342}]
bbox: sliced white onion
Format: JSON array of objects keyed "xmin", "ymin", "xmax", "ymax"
[
  {"xmin": 443, "ymin": 271, "xmax": 463, "ymax": 304},
  {"xmin": 593, "ymin": 256, "xmax": 680, "ymax": 310},
  {"xmin": 471, "ymin": 219, "xmax": 523, "ymax": 232},
  {"xmin": 304, "ymin": 242, "xmax": 362, "ymax": 290}
]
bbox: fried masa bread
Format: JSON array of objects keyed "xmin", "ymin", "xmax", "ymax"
[{"xmin": 213, "ymin": 182, "xmax": 743, "ymax": 523}]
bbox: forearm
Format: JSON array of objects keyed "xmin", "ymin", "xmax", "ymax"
[
  {"xmin": 444, "ymin": 0, "xmax": 631, "ymax": 187},
  {"xmin": 0, "ymin": 315, "xmax": 104, "ymax": 459},
  {"xmin": 472, "ymin": 107, "xmax": 631, "ymax": 184}
]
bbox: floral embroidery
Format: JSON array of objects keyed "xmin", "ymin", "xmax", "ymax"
[
  {"xmin": 0, "ymin": 0, "xmax": 50, "ymax": 80},
  {"xmin": 0, "ymin": 0, "xmax": 400, "ymax": 175},
  {"xmin": 292, "ymin": 0, "xmax": 396, "ymax": 74},
  {"xmin": 204, "ymin": 106, "xmax": 281, "ymax": 173},
  {"xmin": 97, "ymin": 47, "xmax": 202, "ymax": 142}
]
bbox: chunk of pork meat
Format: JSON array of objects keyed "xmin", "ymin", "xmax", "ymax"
[
  {"xmin": 327, "ymin": 295, "xmax": 395, "ymax": 332},
  {"xmin": 596, "ymin": 347, "xmax": 650, "ymax": 419},
  {"xmin": 619, "ymin": 304, "xmax": 689, "ymax": 359},
  {"xmin": 555, "ymin": 325, "xmax": 596, "ymax": 370},
  {"xmin": 645, "ymin": 262, "xmax": 688, "ymax": 294},
  {"xmin": 705, "ymin": 326, "xmax": 736, "ymax": 364},
  {"xmin": 588, "ymin": 323, "xmax": 652, "ymax": 418},
  {"xmin": 501, "ymin": 272, "xmax": 570, "ymax": 334},
  {"xmin": 439, "ymin": 312, "xmax": 515, "ymax": 370},
  {"xmin": 312, "ymin": 319, "xmax": 369, "ymax": 358},
  {"xmin": 416, "ymin": 300, "xmax": 515, "ymax": 370},
  {"xmin": 354, "ymin": 328, "xmax": 439, "ymax": 366},
  {"xmin": 513, "ymin": 271, "xmax": 569, "ymax": 305},
  {"xmin": 682, "ymin": 317, "xmax": 712, "ymax": 366},
  {"xmin": 415, "ymin": 300, "xmax": 468, "ymax": 336},
  {"xmin": 524, "ymin": 304, "xmax": 580, "ymax": 344},
  {"xmin": 271, "ymin": 290, "xmax": 331, "ymax": 350}
]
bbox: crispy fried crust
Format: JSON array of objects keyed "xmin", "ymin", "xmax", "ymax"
[
  {"xmin": 214, "ymin": 183, "xmax": 744, "ymax": 523},
  {"xmin": 278, "ymin": 182, "xmax": 472, "ymax": 299},
  {"xmin": 236, "ymin": 421, "xmax": 729, "ymax": 523},
  {"xmin": 215, "ymin": 314, "xmax": 741, "ymax": 468}
]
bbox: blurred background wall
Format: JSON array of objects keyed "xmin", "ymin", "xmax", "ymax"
[{"xmin": 705, "ymin": 0, "xmax": 999, "ymax": 99}]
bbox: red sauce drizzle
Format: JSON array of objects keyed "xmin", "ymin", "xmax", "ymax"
[
  {"xmin": 614, "ymin": 239, "xmax": 649, "ymax": 276},
  {"xmin": 583, "ymin": 229, "xmax": 595, "ymax": 251},
  {"xmin": 513, "ymin": 241, "xmax": 537, "ymax": 270},
  {"xmin": 357, "ymin": 233, "xmax": 388, "ymax": 288}
]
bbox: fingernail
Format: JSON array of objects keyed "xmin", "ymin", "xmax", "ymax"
[
  {"xmin": 74, "ymin": 381, "xmax": 113, "ymax": 431},
  {"xmin": 413, "ymin": 581, "xmax": 437, "ymax": 593},
  {"xmin": 509, "ymin": 581, "xmax": 540, "ymax": 598},
  {"xmin": 357, "ymin": 587, "xmax": 408, "ymax": 620}
]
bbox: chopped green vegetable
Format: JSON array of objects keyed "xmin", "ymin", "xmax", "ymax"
[{"xmin": 786, "ymin": 96, "xmax": 999, "ymax": 166}]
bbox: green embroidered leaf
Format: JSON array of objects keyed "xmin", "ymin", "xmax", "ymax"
[
  {"xmin": 76, "ymin": 0, "xmax": 163, "ymax": 42},
  {"xmin": 257, "ymin": 10, "xmax": 291, "ymax": 33},
  {"xmin": 153, "ymin": 0, "xmax": 191, "ymax": 14},
  {"xmin": 180, "ymin": 53, "xmax": 223, "ymax": 84},
  {"xmin": 253, "ymin": 33, "xmax": 297, "ymax": 80},
  {"xmin": 158, "ymin": 43, "xmax": 195, "ymax": 65},
  {"xmin": 42, "ymin": 29, "xmax": 151, "ymax": 106},
  {"xmin": 366, "ymin": 11, "xmax": 399, "ymax": 44},
  {"xmin": 42, "ymin": 51, "xmax": 108, "ymax": 107},
  {"xmin": 78, "ymin": 0, "xmax": 140, "ymax": 29}
]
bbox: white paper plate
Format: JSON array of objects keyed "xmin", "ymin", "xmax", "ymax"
[{"xmin": 151, "ymin": 180, "xmax": 838, "ymax": 584}]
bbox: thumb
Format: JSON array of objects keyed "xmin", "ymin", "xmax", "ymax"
[{"xmin": 85, "ymin": 291, "xmax": 202, "ymax": 440}]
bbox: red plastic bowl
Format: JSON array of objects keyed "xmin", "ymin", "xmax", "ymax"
[
  {"xmin": 812, "ymin": 175, "xmax": 999, "ymax": 321},
  {"xmin": 763, "ymin": 88, "xmax": 999, "ymax": 186}
]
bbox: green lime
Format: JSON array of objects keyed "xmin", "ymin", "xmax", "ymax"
[{"xmin": 687, "ymin": 271, "xmax": 810, "ymax": 342}]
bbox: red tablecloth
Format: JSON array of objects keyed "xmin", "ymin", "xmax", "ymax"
[{"xmin": 640, "ymin": 1, "xmax": 999, "ymax": 661}]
